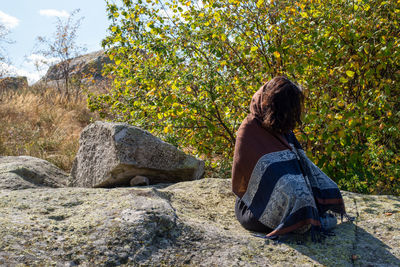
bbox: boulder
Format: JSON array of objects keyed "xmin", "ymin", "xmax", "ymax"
[
  {"xmin": 37, "ymin": 50, "xmax": 111, "ymax": 86},
  {"xmin": 69, "ymin": 121, "xmax": 205, "ymax": 187},
  {"xmin": 0, "ymin": 178, "xmax": 399, "ymax": 266},
  {"xmin": 0, "ymin": 156, "xmax": 68, "ymax": 190},
  {"xmin": 130, "ymin": 175, "xmax": 150, "ymax": 186},
  {"xmin": 0, "ymin": 76, "xmax": 28, "ymax": 93}
]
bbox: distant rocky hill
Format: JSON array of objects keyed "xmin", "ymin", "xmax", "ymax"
[
  {"xmin": 36, "ymin": 50, "xmax": 112, "ymax": 89},
  {"xmin": 0, "ymin": 76, "xmax": 28, "ymax": 93},
  {"xmin": 0, "ymin": 51, "xmax": 112, "ymax": 93}
]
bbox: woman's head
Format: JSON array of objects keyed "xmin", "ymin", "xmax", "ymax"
[{"xmin": 258, "ymin": 76, "xmax": 304, "ymax": 134}]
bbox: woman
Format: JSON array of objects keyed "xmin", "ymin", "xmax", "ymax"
[{"xmin": 231, "ymin": 76, "xmax": 347, "ymax": 240}]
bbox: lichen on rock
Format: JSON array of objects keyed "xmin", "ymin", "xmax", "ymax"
[
  {"xmin": 0, "ymin": 178, "xmax": 399, "ymax": 266},
  {"xmin": 69, "ymin": 121, "xmax": 205, "ymax": 188}
]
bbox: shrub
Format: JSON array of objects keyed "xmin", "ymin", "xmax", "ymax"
[{"xmin": 89, "ymin": 0, "xmax": 400, "ymax": 194}]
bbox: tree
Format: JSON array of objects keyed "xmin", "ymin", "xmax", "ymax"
[
  {"xmin": 0, "ymin": 23, "xmax": 14, "ymax": 78},
  {"xmin": 35, "ymin": 9, "xmax": 86, "ymax": 98},
  {"xmin": 89, "ymin": 0, "xmax": 400, "ymax": 194}
]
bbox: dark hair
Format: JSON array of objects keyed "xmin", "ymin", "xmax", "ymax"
[{"xmin": 261, "ymin": 76, "xmax": 304, "ymax": 134}]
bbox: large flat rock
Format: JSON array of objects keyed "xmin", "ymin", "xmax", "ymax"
[
  {"xmin": 0, "ymin": 178, "xmax": 399, "ymax": 266},
  {"xmin": 69, "ymin": 121, "xmax": 205, "ymax": 187},
  {"xmin": 0, "ymin": 156, "xmax": 67, "ymax": 190}
]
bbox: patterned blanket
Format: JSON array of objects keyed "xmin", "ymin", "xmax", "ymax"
[{"xmin": 241, "ymin": 134, "xmax": 345, "ymax": 237}]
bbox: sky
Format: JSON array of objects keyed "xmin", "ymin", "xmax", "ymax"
[{"xmin": 0, "ymin": 0, "xmax": 111, "ymax": 84}]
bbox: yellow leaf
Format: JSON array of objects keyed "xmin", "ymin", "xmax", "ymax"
[
  {"xmin": 346, "ymin": 70, "xmax": 355, "ymax": 78},
  {"xmin": 221, "ymin": 34, "xmax": 226, "ymax": 41},
  {"xmin": 335, "ymin": 114, "xmax": 343, "ymax": 120},
  {"xmin": 214, "ymin": 12, "xmax": 221, "ymax": 22},
  {"xmin": 273, "ymin": 51, "xmax": 281, "ymax": 58},
  {"xmin": 251, "ymin": 46, "xmax": 258, "ymax": 52}
]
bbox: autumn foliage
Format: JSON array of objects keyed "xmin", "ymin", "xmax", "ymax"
[{"xmin": 89, "ymin": 0, "xmax": 400, "ymax": 194}]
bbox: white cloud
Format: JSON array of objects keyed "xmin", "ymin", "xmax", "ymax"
[
  {"xmin": 39, "ymin": 9, "xmax": 70, "ymax": 18},
  {"xmin": 0, "ymin": 10, "xmax": 20, "ymax": 29},
  {"xmin": 27, "ymin": 54, "xmax": 59, "ymax": 68},
  {"xmin": 0, "ymin": 54, "xmax": 60, "ymax": 85},
  {"xmin": 0, "ymin": 62, "xmax": 40, "ymax": 84}
]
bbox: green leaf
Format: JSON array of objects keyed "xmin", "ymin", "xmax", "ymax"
[
  {"xmin": 91, "ymin": 0, "xmax": 400, "ymax": 193},
  {"xmin": 346, "ymin": 70, "xmax": 355, "ymax": 78}
]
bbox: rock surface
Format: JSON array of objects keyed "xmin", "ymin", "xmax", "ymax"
[
  {"xmin": 0, "ymin": 76, "xmax": 28, "ymax": 93},
  {"xmin": 130, "ymin": 175, "xmax": 150, "ymax": 186},
  {"xmin": 0, "ymin": 156, "xmax": 67, "ymax": 190},
  {"xmin": 0, "ymin": 178, "xmax": 399, "ymax": 266},
  {"xmin": 40, "ymin": 50, "xmax": 111, "ymax": 83},
  {"xmin": 69, "ymin": 121, "xmax": 205, "ymax": 187}
]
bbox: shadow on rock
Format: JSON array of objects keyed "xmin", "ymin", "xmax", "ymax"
[{"xmin": 277, "ymin": 222, "xmax": 400, "ymax": 266}]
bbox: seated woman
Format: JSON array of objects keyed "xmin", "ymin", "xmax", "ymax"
[{"xmin": 232, "ymin": 76, "xmax": 347, "ymax": 239}]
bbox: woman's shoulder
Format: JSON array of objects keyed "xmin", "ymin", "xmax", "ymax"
[
  {"xmin": 238, "ymin": 115, "xmax": 274, "ymax": 138},
  {"xmin": 285, "ymin": 131, "xmax": 302, "ymax": 149}
]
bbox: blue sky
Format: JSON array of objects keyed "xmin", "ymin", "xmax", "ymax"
[{"xmin": 0, "ymin": 0, "xmax": 111, "ymax": 83}]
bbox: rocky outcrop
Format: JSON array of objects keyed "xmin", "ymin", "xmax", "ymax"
[
  {"xmin": 41, "ymin": 50, "xmax": 111, "ymax": 83},
  {"xmin": 0, "ymin": 156, "xmax": 67, "ymax": 190},
  {"xmin": 0, "ymin": 76, "xmax": 28, "ymax": 93},
  {"xmin": 0, "ymin": 178, "xmax": 399, "ymax": 266},
  {"xmin": 69, "ymin": 121, "xmax": 205, "ymax": 187},
  {"xmin": 33, "ymin": 50, "xmax": 112, "ymax": 92}
]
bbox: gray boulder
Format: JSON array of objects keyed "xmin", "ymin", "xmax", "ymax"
[
  {"xmin": 0, "ymin": 76, "xmax": 28, "ymax": 93},
  {"xmin": 33, "ymin": 50, "xmax": 112, "ymax": 93},
  {"xmin": 69, "ymin": 121, "xmax": 205, "ymax": 187},
  {"xmin": 0, "ymin": 156, "xmax": 68, "ymax": 190},
  {"xmin": 40, "ymin": 50, "xmax": 111, "ymax": 83}
]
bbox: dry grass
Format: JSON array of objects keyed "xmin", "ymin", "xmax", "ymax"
[{"xmin": 0, "ymin": 86, "xmax": 97, "ymax": 172}]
